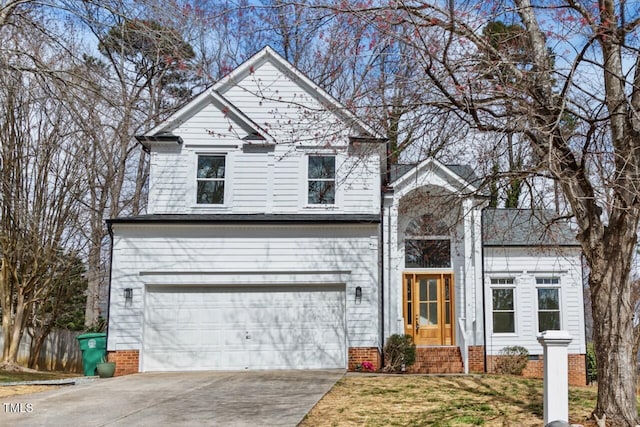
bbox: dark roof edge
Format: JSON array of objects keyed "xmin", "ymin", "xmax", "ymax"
[
  {"xmin": 107, "ymin": 214, "xmax": 381, "ymax": 225},
  {"xmin": 135, "ymin": 134, "xmax": 183, "ymax": 144},
  {"xmin": 483, "ymin": 243, "xmax": 581, "ymax": 248},
  {"xmin": 135, "ymin": 135, "xmax": 184, "ymax": 153}
]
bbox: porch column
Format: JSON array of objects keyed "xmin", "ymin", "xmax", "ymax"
[{"xmin": 537, "ymin": 330, "xmax": 573, "ymax": 424}]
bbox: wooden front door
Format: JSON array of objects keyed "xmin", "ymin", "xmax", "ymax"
[{"xmin": 403, "ymin": 273, "xmax": 454, "ymax": 346}]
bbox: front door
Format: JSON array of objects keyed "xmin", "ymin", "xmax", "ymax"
[{"xmin": 403, "ymin": 273, "xmax": 454, "ymax": 346}]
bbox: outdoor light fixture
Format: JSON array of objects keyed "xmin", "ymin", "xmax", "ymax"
[
  {"xmin": 355, "ymin": 286, "xmax": 362, "ymax": 303},
  {"xmin": 124, "ymin": 288, "xmax": 133, "ymax": 302}
]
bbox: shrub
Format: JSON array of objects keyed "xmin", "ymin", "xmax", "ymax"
[
  {"xmin": 382, "ymin": 334, "xmax": 416, "ymax": 373},
  {"xmin": 496, "ymin": 346, "xmax": 529, "ymax": 375}
]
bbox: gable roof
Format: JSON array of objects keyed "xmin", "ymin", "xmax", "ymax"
[
  {"xmin": 482, "ymin": 209, "xmax": 579, "ymax": 247},
  {"xmin": 213, "ymin": 46, "xmax": 385, "ymax": 141},
  {"xmin": 141, "ymin": 46, "xmax": 384, "ymax": 143},
  {"xmin": 141, "ymin": 87, "xmax": 275, "ymax": 144},
  {"xmin": 389, "ymin": 159, "xmax": 482, "ymax": 194}
]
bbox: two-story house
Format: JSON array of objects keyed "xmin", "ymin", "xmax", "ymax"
[{"xmin": 106, "ymin": 47, "xmax": 586, "ymax": 384}]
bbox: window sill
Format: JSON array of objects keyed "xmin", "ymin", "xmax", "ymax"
[
  {"xmin": 303, "ymin": 204, "xmax": 340, "ymax": 210},
  {"xmin": 491, "ymin": 333, "xmax": 518, "ymax": 337},
  {"xmin": 190, "ymin": 204, "xmax": 230, "ymax": 210}
]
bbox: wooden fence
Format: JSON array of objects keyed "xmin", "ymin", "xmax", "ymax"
[{"xmin": 0, "ymin": 328, "xmax": 83, "ymax": 373}]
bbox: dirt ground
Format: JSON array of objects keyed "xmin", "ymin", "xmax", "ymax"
[{"xmin": 0, "ymin": 385, "xmax": 59, "ymax": 398}]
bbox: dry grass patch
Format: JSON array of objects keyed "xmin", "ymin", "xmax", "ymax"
[
  {"xmin": 0, "ymin": 385, "xmax": 60, "ymax": 398},
  {"xmin": 301, "ymin": 374, "xmax": 598, "ymax": 427}
]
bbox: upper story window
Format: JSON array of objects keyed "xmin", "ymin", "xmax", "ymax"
[
  {"xmin": 536, "ymin": 277, "xmax": 561, "ymax": 332},
  {"xmin": 490, "ymin": 278, "xmax": 515, "ymax": 333},
  {"xmin": 308, "ymin": 155, "xmax": 335, "ymax": 205},
  {"xmin": 197, "ymin": 155, "xmax": 225, "ymax": 204},
  {"xmin": 405, "ymin": 214, "xmax": 451, "ymax": 269}
]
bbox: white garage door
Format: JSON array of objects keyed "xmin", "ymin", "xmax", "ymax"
[{"xmin": 142, "ymin": 285, "xmax": 346, "ymax": 371}]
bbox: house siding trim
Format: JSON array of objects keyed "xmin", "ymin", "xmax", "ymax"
[{"xmin": 107, "ymin": 214, "xmax": 381, "ymax": 225}]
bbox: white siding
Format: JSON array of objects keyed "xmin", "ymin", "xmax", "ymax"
[
  {"xmin": 221, "ymin": 61, "xmax": 347, "ymax": 145},
  {"xmin": 107, "ymin": 223, "xmax": 380, "ymax": 358},
  {"xmin": 146, "ymin": 59, "xmax": 380, "ymax": 215},
  {"xmin": 484, "ymin": 246, "xmax": 585, "ymax": 355},
  {"xmin": 148, "ymin": 147, "xmax": 187, "ymax": 214}
]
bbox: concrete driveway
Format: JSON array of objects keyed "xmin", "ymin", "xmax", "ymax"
[{"xmin": 0, "ymin": 370, "xmax": 344, "ymax": 426}]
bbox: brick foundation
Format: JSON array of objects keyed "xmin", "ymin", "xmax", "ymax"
[
  {"xmin": 348, "ymin": 347, "xmax": 381, "ymax": 371},
  {"xmin": 107, "ymin": 350, "xmax": 140, "ymax": 376},
  {"xmin": 468, "ymin": 345, "xmax": 485, "ymax": 373},
  {"xmin": 487, "ymin": 353, "xmax": 586, "ymax": 386}
]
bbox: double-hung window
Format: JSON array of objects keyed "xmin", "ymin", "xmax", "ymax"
[
  {"xmin": 197, "ymin": 155, "xmax": 225, "ymax": 204},
  {"xmin": 307, "ymin": 155, "xmax": 335, "ymax": 205},
  {"xmin": 536, "ymin": 278, "xmax": 561, "ymax": 332},
  {"xmin": 491, "ymin": 278, "xmax": 515, "ymax": 333}
]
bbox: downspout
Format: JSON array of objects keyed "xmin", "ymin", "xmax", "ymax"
[
  {"xmin": 379, "ymin": 143, "xmax": 391, "ymax": 367},
  {"xmin": 379, "ymin": 142, "xmax": 392, "ymax": 367},
  {"xmin": 480, "ymin": 208, "xmax": 488, "ymax": 373},
  {"xmin": 379, "ymin": 195, "xmax": 384, "ymax": 367},
  {"xmin": 105, "ymin": 221, "xmax": 115, "ymax": 360}
]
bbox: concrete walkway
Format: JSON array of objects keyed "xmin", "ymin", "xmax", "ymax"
[{"xmin": 0, "ymin": 370, "xmax": 343, "ymax": 426}]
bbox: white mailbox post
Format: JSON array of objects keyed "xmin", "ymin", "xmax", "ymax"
[{"xmin": 537, "ymin": 330, "xmax": 573, "ymax": 425}]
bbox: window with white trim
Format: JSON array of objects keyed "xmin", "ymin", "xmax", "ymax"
[
  {"xmin": 491, "ymin": 278, "xmax": 515, "ymax": 333},
  {"xmin": 196, "ymin": 155, "xmax": 225, "ymax": 204},
  {"xmin": 307, "ymin": 155, "xmax": 335, "ymax": 204},
  {"xmin": 536, "ymin": 277, "xmax": 560, "ymax": 332}
]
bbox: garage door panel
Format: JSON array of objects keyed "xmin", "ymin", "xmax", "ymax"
[{"xmin": 142, "ymin": 286, "xmax": 346, "ymax": 371}]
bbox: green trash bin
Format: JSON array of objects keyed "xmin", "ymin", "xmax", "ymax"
[{"xmin": 77, "ymin": 332, "xmax": 107, "ymax": 376}]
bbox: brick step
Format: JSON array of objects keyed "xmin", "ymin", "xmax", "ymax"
[{"xmin": 408, "ymin": 347, "xmax": 464, "ymax": 374}]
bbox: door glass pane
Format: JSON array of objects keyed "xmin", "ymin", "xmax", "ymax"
[
  {"xmin": 445, "ymin": 302, "xmax": 450, "ymax": 324},
  {"xmin": 428, "ymin": 279, "xmax": 437, "ymax": 300},
  {"xmin": 406, "ymin": 277, "xmax": 412, "ymax": 325},
  {"xmin": 420, "ymin": 279, "xmax": 427, "ymax": 301},
  {"xmin": 420, "ymin": 302, "xmax": 428, "ymax": 324},
  {"xmin": 445, "ymin": 281, "xmax": 450, "ymax": 300},
  {"xmin": 428, "ymin": 302, "xmax": 438, "ymax": 325}
]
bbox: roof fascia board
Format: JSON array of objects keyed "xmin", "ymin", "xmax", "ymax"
[{"xmin": 208, "ymin": 90, "xmax": 275, "ymax": 144}]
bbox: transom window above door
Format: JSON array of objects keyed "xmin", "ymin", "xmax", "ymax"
[
  {"xmin": 405, "ymin": 214, "xmax": 451, "ymax": 269},
  {"xmin": 197, "ymin": 155, "xmax": 225, "ymax": 204}
]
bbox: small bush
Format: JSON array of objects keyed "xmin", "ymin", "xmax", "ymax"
[
  {"xmin": 383, "ymin": 334, "xmax": 416, "ymax": 373},
  {"xmin": 496, "ymin": 346, "xmax": 529, "ymax": 375}
]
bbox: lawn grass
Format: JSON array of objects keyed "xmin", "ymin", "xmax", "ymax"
[
  {"xmin": 300, "ymin": 374, "xmax": 601, "ymax": 427},
  {"xmin": 0, "ymin": 369, "xmax": 78, "ymax": 383}
]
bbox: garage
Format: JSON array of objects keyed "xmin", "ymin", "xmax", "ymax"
[{"xmin": 141, "ymin": 285, "xmax": 346, "ymax": 371}]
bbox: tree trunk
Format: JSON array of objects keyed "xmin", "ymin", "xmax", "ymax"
[
  {"xmin": 588, "ymin": 222, "xmax": 639, "ymax": 425},
  {"xmin": 84, "ymin": 239, "xmax": 103, "ymax": 328},
  {"xmin": 4, "ymin": 292, "xmax": 26, "ymax": 365},
  {"xmin": 28, "ymin": 328, "xmax": 48, "ymax": 369}
]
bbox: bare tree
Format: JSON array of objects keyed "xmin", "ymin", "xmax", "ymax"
[
  {"xmin": 0, "ymin": 17, "xmax": 86, "ymax": 366},
  {"xmin": 315, "ymin": 0, "xmax": 640, "ymax": 424}
]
